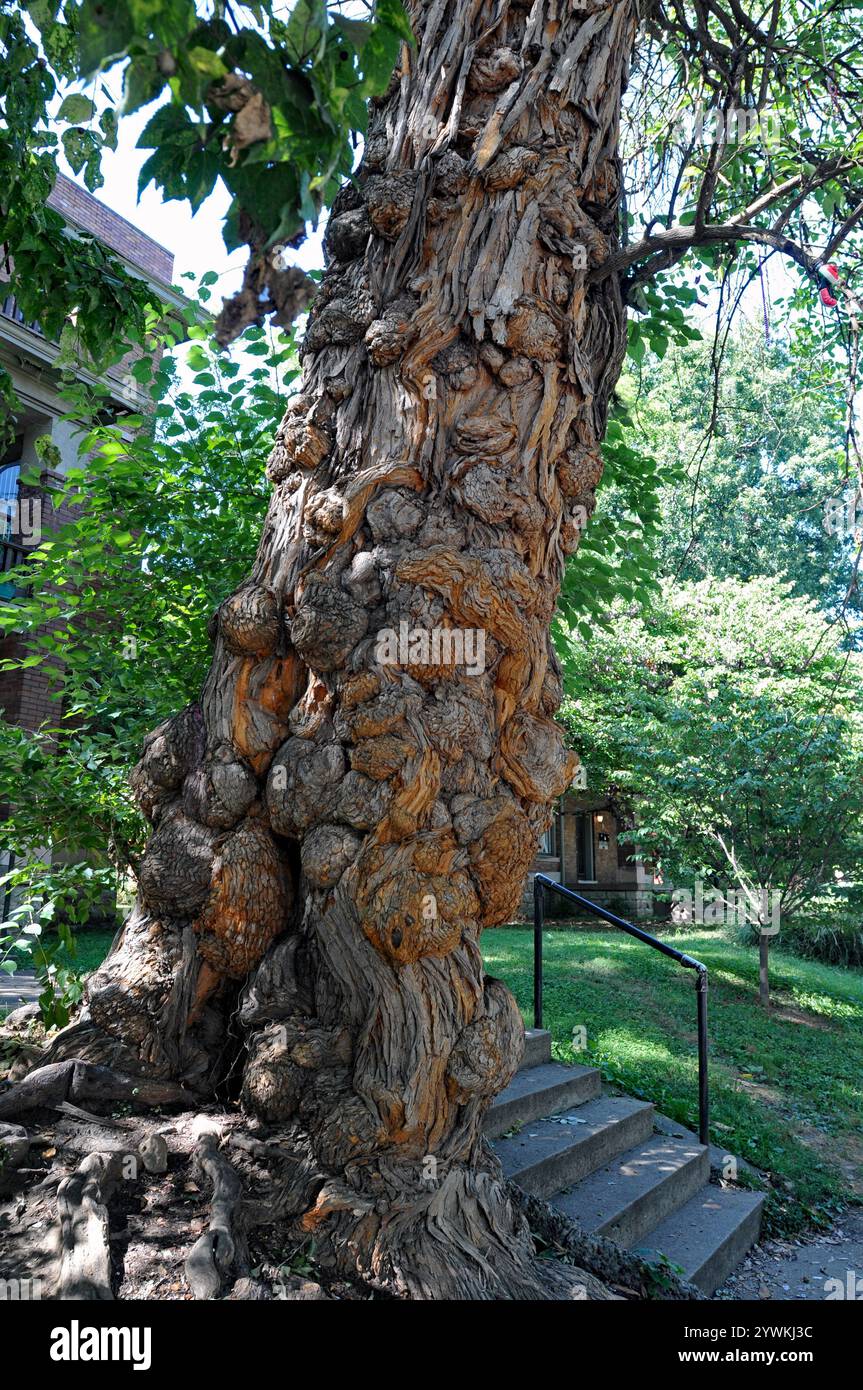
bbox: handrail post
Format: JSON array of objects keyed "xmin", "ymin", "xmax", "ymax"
[
  {"xmin": 533, "ymin": 875, "xmax": 544, "ymax": 1030},
  {"xmin": 695, "ymin": 967, "xmax": 709, "ymax": 1146},
  {"xmin": 530, "ymin": 873, "xmax": 709, "ymax": 1152}
]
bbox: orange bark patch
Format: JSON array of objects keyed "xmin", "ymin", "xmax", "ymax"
[
  {"xmin": 301, "ymin": 461, "xmax": 424, "ymax": 578},
  {"xmin": 498, "ymin": 708, "xmax": 577, "ymax": 802},
  {"xmin": 466, "ymin": 799, "xmax": 536, "ymax": 927},
  {"xmin": 376, "ymin": 746, "xmax": 441, "ymax": 844},
  {"xmin": 350, "ymin": 734, "xmax": 416, "ymax": 780},
  {"xmin": 231, "ymin": 652, "xmax": 302, "ymax": 775},
  {"xmin": 359, "ymin": 862, "xmax": 477, "ymax": 966},
  {"xmin": 340, "ymin": 670, "xmax": 382, "ymax": 710}
]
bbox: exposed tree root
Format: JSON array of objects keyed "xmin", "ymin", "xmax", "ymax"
[
  {"xmin": 185, "ymin": 1124, "xmax": 245, "ymax": 1299},
  {"xmin": 55, "ymin": 1150, "xmax": 123, "ymax": 1300},
  {"xmin": 0, "ymin": 1059, "xmax": 193, "ymax": 1121},
  {"xmin": 0, "ymin": 1120, "xmax": 29, "ymax": 1176},
  {"xmin": 0, "ymin": 1038, "xmax": 695, "ymax": 1303},
  {"xmin": 301, "ymin": 1158, "xmax": 617, "ymax": 1300},
  {"xmin": 509, "ymin": 1183, "xmax": 705, "ymax": 1301},
  {"xmin": 0, "ymin": 1100, "xmax": 702, "ymax": 1301}
]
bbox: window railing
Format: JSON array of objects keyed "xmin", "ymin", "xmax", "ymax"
[{"xmin": 1, "ymin": 294, "xmax": 41, "ymax": 335}]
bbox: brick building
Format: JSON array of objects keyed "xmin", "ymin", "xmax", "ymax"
[
  {"xmin": 1, "ymin": 175, "xmax": 178, "ymax": 914},
  {"xmin": 523, "ymin": 785, "xmax": 659, "ymax": 921},
  {"xmin": 1, "ymin": 172, "xmax": 178, "ymax": 730}
]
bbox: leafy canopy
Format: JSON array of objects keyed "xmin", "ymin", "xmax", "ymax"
[
  {"xmin": 559, "ymin": 576, "xmax": 863, "ymax": 932},
  {"xmin": 0, "ymin": 0, "xmax": 413, "ymax": 401},
  {"xmin": 0, "ymin": 285, "xmax": 296, "ymax": 1009}
]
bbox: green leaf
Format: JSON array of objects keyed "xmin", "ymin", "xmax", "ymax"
[
  {"xmin": 186, "ymin": 45, "xmax": 228, "ymax": 83},
  {"xmin": 128, "ymin": 0, "xmax": 196, "ymax": 46},
  {"xmin": 284, "ymin": 0, "xmax": 327, "ymax": 66},
  {"xmin": 355, "ymin": 24, "xmax": 401, "ymax": 94},
  {"xmin": 57, "ymin": 93, "xmax": 96, "ymax": 123},
  {"xmin": 376, "ymin": 0, "xmax": 415, "ymax": 46},
  {"xmin": 122, "ymin": 55, "xmax": 166, "ymax": 114},
  {"xmin": 99, "ymin": 106, "xmax": 118, "ymax": 151},
  {"xmin": 61, "ymin": 126, "xmax": 101, "ymax": 177},
  {"xmin": 627, "ymin": 332, "xmax": 646, "ymax": 365},
  {"xmin": 137, "ymin": 102, "xmax": 200, "ymax": 151},
  {"xmin": 77, "ymin": 0, "xmax": 135, "ymax": 77},
  {"xmin": 184, "ymin": 148, "xmax": 220, "ymax": 212}
]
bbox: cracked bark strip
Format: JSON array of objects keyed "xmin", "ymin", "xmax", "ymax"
[
  {"xmin": 54, "ymin": 1151, "xmax": 123, "ymax": 1301},
  {"xmin": 21, "ymin": 0, "xmax": 640, "ymax": 1299}
]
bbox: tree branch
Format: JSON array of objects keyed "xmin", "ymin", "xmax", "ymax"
[{"xmin": 594, "ymin": 207, "xmax": 863, "ymax": 315}]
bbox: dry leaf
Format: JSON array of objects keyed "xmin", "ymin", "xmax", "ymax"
[{"xmin": 232, "ymin": 91, "xmax": 272, "ymax": 150}]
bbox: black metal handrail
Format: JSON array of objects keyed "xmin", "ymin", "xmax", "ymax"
[{"xmin": 533, "ymin": 873, "xmax": 710, "ymax": 1146}]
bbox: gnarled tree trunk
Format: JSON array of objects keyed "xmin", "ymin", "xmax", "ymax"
[{"xmin": 39, "ymin": 0, "xmax": 636, "ymax": 1298}]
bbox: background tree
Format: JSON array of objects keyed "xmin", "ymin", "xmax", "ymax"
[
  {"xmin": 2, "ymin": 0, "xmax": 863, "ymax": 1301},
  {"xmin": 630, "ymin": 326, "xmax": 860, "ymax": 620},
  {"xmin": 558, "ymin": 577, "xmax": 863, "ymax": 964}
]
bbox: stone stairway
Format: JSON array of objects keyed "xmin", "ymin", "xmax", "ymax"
[{"xmin": 485, "ymin": 1029, "xmax": 764, "ymax": 1295}]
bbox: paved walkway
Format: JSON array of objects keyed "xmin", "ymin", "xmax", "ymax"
[
  {"xmin": 716, "ymin": 1209, "xmax": 863, "ymax": 1300},
  {"xmin": 0, "ymin": 969, "xmax": 41, "ymax": 1012}
]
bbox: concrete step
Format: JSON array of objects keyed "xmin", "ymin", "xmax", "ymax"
[
  {"xmin": 653, "ymin": 1110, "xmax": 760, "ymax": 1186},
  {"xmin": 629, "ymin": 1186, "xmax": 765, "ymax": 1295},
  {"xmin": 550, "ymin": 1135, "xmax": 709, "ymax": 1248},
  {"xmin": 522, "ymin": 1028, "xmax": 552, "ymax": 1070},
  {"xmin": 491, "ymin": 1095, "xmax": 655, "ymax": 1198},
  {"xmin": 483, "ymin": 1062, "xmax": 601, "ymax": 1140}
]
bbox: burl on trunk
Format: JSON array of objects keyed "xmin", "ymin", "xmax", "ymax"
[{"xmin": 46, "ymin": 0, "xmax": 636, "ymax": 1297}]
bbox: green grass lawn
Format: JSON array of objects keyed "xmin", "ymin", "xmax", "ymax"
[
  {"xmin": 483, "ymin": 926, "xmax": 863, "ymax": 1236},
  {"xmin": 5, "ymin": 929, "xmax": 116, "ymax": 977},
  {"xmin": 58, "ymin": 930, "xmax": 117, "ymax": 974}
]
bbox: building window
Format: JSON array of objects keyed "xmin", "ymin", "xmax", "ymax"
[
  {"xmin": 538, "ymin": 818, "xmax": 558, "ymax": 856},
  {"xmin": 1, "ymin": 447, "xmax": 25, "ymax": 600},
  {"xmin": 575, "ymin": 812, "xmax": 596, "ymax": 881},
  {"xmin": 1, "ymin": 294, "xmax": 26, "ymax": 325},
  {"xmin": 0, "ymin": 460, "xmax": 20, "ymax": 539}
]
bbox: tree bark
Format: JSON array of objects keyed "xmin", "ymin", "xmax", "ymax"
[
  {"xmin": 759, "ymin": 931, "xmax": 770, "ymax": 1009},
  {"xmin": 37, "ymin": 0, "xmax": 637, "ymax": 1298}
]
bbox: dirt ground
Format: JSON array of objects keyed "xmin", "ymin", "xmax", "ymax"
[
  {"xmin": 0, "ymin": 1106, "xmax": 380, "ymax": 1300},
  {"xmin": 715, "ymin": 1208, "xmax": 863, "ymax": 1301}
]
